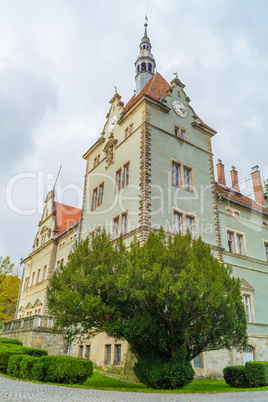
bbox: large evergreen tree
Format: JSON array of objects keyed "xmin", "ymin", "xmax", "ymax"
[{"xmin": 47, "ymin": 230, "xmax": 247, "ymax": 389}]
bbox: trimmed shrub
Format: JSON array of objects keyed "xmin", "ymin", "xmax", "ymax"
[
  {"xmin": 134, "ymin": 354, "xmax": 195, "ymax": 389},
  {"xmin": 223, "ymin": 365, "xmax": 250, "ymax": 388},
  {"xmin": 36, "ymin": 355, "xmax": 93, "ymax": 384},
  {"xmin": 20, "ymin": 355, "xmax": 39, "ymax": 380},
  {"xmin": 32, "ymin": 358, "xmax": 46, "ymax": 381},
  {"xmin": 0, "ymin": 344, "xmax": 24, "ymax": 373},
  {"xmin": 245, "ymin": 361, "xmax": 268, "ymax": 387},
  {"xmin": 22, "ymin": 347, "xmax": 48, "ymax": 357},
  {"xmin": 0, "ymin": 338, "xmax": 23, "ymax": 346},
  {"xmin": 7, "ymin": 354, "xmax": 27, "ymax": 378}
]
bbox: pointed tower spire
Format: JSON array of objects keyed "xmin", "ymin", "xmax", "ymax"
[{"xmin": 134, "ymin": 16, "xmax": 156, "ymax": 95}]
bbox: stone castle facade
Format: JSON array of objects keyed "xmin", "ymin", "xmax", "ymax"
[{"xmin": 2, "ymin": 21, "xmax": 268, "ymax": 378}]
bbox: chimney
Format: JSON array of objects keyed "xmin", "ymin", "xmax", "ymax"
[
  {"xmin": 251, "ymin": 165, "xmax": 265, "ymax": 206},
  {"xmin": 230, "ymin": 166, "xmax": 240, "ymax": 192},
  {"xmin": 217, "ymin": 159, "xmax": 226, "ymax": 186}
]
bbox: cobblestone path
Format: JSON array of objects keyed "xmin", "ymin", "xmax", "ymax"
[{"xmin": 1, "ymin": 375, "xmax": 268, "ymax": 401}]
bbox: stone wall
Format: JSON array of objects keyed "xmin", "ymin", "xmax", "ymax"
[{"xmin": 1, "ymin": 328, "xmax": 68, "ymax": 356}]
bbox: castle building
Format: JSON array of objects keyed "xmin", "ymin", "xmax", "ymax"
[{"xmin": 2, "ymin": 20, "xmax": 268, "ymax": 377}]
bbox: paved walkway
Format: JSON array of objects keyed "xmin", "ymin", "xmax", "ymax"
[{"xmin": 1, "ymin": 375, "xmax": 268, "ymax": 401}]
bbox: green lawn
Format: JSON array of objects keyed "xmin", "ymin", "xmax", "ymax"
[{"xmin": 2, "ymin": 371, "xmax": 268, "ymax": 393}]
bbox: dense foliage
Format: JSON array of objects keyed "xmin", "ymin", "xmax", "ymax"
[
  {"xmin": 31, "ymin": 355, "xmax": 93, "ymax": 384},
  {"xmin": 20, "ymin": 355, "xmax": 39, "ymax": 379},
  {"xmin": 22, "ymin": 347, "xmax": 48, "ymax": 357},
  {"xmin": 0, "ymin": 337, "xmax": 23, "ymax": 346},
  {"xmin": 7, "ymin": 354, "xmax": 26, "ymax": 377},
  {"xmin": 0, "ymin": 256, "xmax": 20, "ymax": 324},
  {"xmin": 0, "ymin": 344, "xmax": 25, "ymax": 373},
  {"xmin": 223, "ymin": 365, "xmax": 249, "ymax": 388},
  {"xmin": 48, "ymin": 230, "xmax": 248, "ymax": 389},
  {"xmin": 245, "ymin": 361, "xmax": 268, "ymax": 387}
]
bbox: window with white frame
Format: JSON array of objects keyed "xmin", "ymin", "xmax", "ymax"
[
  {"xmin": 226, "ymin": 230, "xmax": 246, "ymax": 255},
  {"xmin": 91, "ymin": 182, "xmax": 105, "ymax": 211},
  {"xmin": 173, "ymin": 209, "xmax": 197, "ymax": 238},
  {"xmin": 112, "ymin": 211, "xmax": 128, "ymax": 239},
  {"xmin": 115, "ymin": 162, "xmax": 130, "ymax": 193},
  {"xmin": 171, "ymin": 160, "xmax": 194, "ymax": 192},
  {"xmin": 243, "ymin": 295, "xmax": 252, "ymax": 322},
  {"xmin": 264, "ymin": 242, "xmax": 268, "ymax": 262},
  {"xmin": 174, "ymin": 125, "xmax": 187, "ymax": 140}
]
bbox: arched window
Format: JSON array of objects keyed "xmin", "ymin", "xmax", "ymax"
[
  {"xmin": 137, "ymin": 65, "xmax": 140, "ymax": 73},
  {"xmin": 243, "ymin": 346, "xmax": 254, "ymax": 364},
  {"xmin": 141, "ymin": 62, "xmax": 146, "ymax": 71},
  {"xmin": 148, "ymin": 63, "xmax": 152, "ymax": 72}
]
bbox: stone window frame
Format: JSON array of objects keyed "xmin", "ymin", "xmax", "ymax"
[
  {"xmin": 105, "ymin": 344, "xmax": 112, "ymax": 365},
  {"xmin": 240, "ymin": 278, "xmax": 255, "ymax": 323},
  {"xmin": 88, "ymin": 225, "xmax": 102, "ymax": 245},
  {"xmin": 36, "ymin": 267, "xmax": 41, "ymax": 284},
  {"xmin": 172, "ymin": 207, "xmax": 198, "ymax": 239},
  {"xmin": 23, "ymin": 276, "xmax": 30, "ymax": 291},
  {"xmin": 124, "ymin": 122, "xmax": 134, "ymax": 139},
  {"xmin": 91, "ymin": 181, "xmax": 105, "ymax": 211},
  {"xmin": 114, "ymin": 160, "xmax": 131, "ymax": 194},
  {"xmin": 173, "ymin": 124, "xmax": 188, "ymax": 141},
  {"xmin": 111, "ymin": 208, "xmax": 129, "ymax": 240},
  {"xmin": 192, "ymin": 353, "xmax": 203, "ymax": 369},
  {"xmin": 225, "ymin": 206, "xmax": 241, "ymax": 218},
  {"xmin": 93, "ymin": 153, "xmax": 101, "ymax": 168},
  {"xmin": 226, "ymin": 228, "xmax": 247, "ymax": 256},
  {"xmin": 56, "ymin": 257, "xmax": 64, "ymax": 268},
  {"xmin": 171, "ymin": 158, "xmax": 195, "ymax": 193},
  {"xmin": 263, "ymin": 240, "xmax": 268, "ymax": 262},
  {"xmin": 42, "ymin": 264, "xmax": 47, "ymax": 281}
]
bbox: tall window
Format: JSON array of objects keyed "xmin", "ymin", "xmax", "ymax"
[
  {"xmin": 173, "ymin": 209, "xmax": 196, "ymax": 238},
  {"xmin": 186, "ymin": 216, "xmax": 194, "ymax": 236},
  {"xmin": 236, "ymin": 234, "xmax": 244, "ymax": 255},
  {"xmin": 93, "ymin": 154, "xmax": 100, "ymax": 167},
  {"xmin": 86, "ymin": 345, "xmax": 91, "ymax": 360},
  {"xmin": 31, "ymin": 272, "xmax": 35, "ymax": 287},
  {"xmin": 265, "ymin": 243, "xmax": 268, "ymax": 262},
  {"xmin": 113, "ymin": 217, "xmax": 120, "ymax": 239},
  {"xmin": 115, "ymin": 162, "xmax": 130, "ymax": 193},
  {"xmin": 227, "ymin": 230, "xmax": 246, "ymax": 255},
  {"xmin": 243, "ymin": 295, "xmax": 251, "ymax": 322},
  {"xmin": 112, "ymin": 211, "xmax": 128, "ymax": 239},
  {"xmin": 171, "ymin": 160, "xmax": 193, "ymax": 192},
  {"xmin": 184, "ymin": 168, "xmax": 191, "ymax": 191},
  {"xmin": 36, "ymin": 268, "xmax": 41, "ymax": 284},
  {"xmin": 115, "ymin": 344, "xmax": 121, "ymax": 365},
  {"xmin": 227, "ymin": 232, "xmax": 234, "ymax": 253},
  {"xmin": 105, "ymin": 345, "xmax": 111, "ymax": 365},
  {"xmin": 172, "ymin": 162, "xmax": 180, "ymax": 186},
  {"xmin": 43, "ymin": 265, "xmax": 47, "ymax": 281},
  {"xmin": 79, "ymin": 345, "xmax": 83, "ymax": 359},
  {"xmin": 193, "ymin": 354, "xmax": 202, "ymax": 368},
  {"xmin": 91, "ymin": 182, "xmax": 105, "ymax": 210},
  {"xmin": 174, "ymin": 212, "xmax": 182, "ymax": 234}
]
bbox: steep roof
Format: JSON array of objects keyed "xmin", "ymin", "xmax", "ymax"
[
  {"xmin": 216, "ymin": 182, "xmax": 268, "ymax": 215},
  {"xmin": 54, "ymin": 202, "xmax": 82, "ymax": 236},
  {"xmin": 124, "ymin": 72, "xmax": 170, "ymax": 112}
]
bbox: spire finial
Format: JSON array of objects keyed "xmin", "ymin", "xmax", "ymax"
[{"xmin": 144, "ymin": 15, "xmax": 148, "ymax": 37}]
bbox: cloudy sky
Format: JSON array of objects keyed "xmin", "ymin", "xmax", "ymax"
[{"xmin": 1, "ymin": 0, "xmax": 267, "ymax": 269}]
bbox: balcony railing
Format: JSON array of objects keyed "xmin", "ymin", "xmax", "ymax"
[{"xmin": 3, "ymin": 315, "xmax": 54, "ymax": 332}]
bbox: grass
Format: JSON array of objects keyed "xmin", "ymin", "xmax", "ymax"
[{"xmin": 1, "ymin": 371, "xmax": 268, "ymax": 393}]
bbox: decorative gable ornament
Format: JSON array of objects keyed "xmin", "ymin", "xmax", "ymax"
[{"xmin": 103, "ymin": 133, "xmax": 118, "ymax": 169}]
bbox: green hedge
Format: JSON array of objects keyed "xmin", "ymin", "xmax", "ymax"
[
  {"xmin": 223, "ymin": 365, "xmax": 249, "ymax": 388},
  {"xmin": 20, "ymin": 355, "xmax": 39, "ymax": 380},
  {"xmin": 245, "ymin": 361, "xmax": 268, "ymax": 387},
  {"xmin": 0, "ymin": 344, "xmax": 25, "ymax": 373},
  {"xmin": 0, "ymin": 338, "xmax": 23, "ymax": 346},
  {"xmin": 32, "ymin": 355, "xmax": 93, "ymax": 384},
  {"xmin": 7, "ymin": 354, "xmax": 28, "ymax": 378},
  {"xmin": 22, "ymin": 347, "xmax": 48, "ymax": 357}
]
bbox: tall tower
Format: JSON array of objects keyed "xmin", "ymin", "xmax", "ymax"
[{"xmin": 135, "ymin": 16, "xmax": 156, "ymax": 94}]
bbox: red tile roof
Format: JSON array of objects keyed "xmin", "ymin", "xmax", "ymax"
[
  {"xmin": 215, "ymin": 182, "xmax": 268, "ymax": 214},
  {"xmin": 124, "ymin": 72, "xmax": 170, "ymax": 112},
  {"xmin": 54, "ymin": 202, "xmax": 82, "ymax": 236}
]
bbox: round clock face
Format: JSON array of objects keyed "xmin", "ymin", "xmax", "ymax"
[
  {"xmin": 173, "ymin": 101, "xmax": 187, "ymax": 118},
  {"xmin": 108, "ymin": 115, "xmax": 118, "ymax": 132}
]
